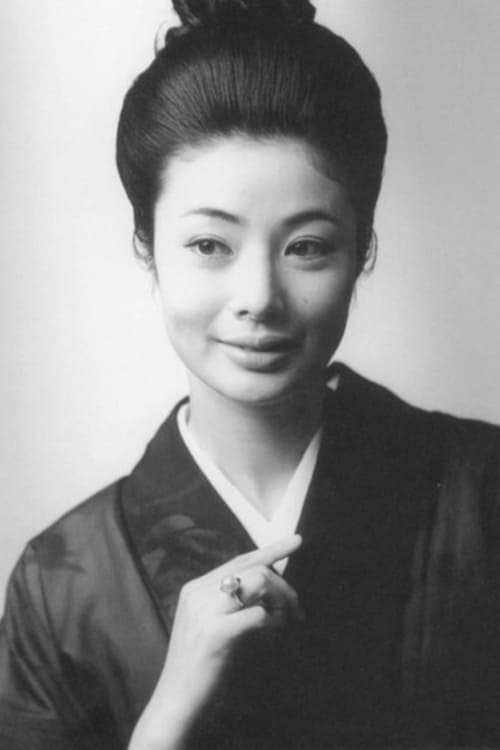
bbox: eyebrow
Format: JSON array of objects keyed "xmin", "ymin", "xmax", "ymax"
[
  {"xmin": 283, "ymin": 210, "xmax": 340, "ymax": 228},
  {"xmin": 181, "ymin": 208, "xmax": 339, "ymax": 227},
  {"xmin": 181, "ymin": 208, "xmax": 242, "ymax": 224}
]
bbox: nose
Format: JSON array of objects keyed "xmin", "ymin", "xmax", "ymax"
[{"xmin": 228, "ymin": 245, "xmax": 285, "ymax": 322}]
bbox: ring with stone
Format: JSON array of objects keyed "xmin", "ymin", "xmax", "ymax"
[{"xmin": 219, "ymin": 574, "xmax": 244, "ymax": 608}]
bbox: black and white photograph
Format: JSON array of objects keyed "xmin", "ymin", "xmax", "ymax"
[{"xmin": 1, "ymin": 1, "xmax": 500, "ymax": 747}]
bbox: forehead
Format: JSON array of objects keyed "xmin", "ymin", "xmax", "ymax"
[{"xmin": 155, "ymin": 135, "xmax": 351, "ymax": 216}]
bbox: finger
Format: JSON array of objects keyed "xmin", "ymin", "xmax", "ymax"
[
  {"xmin": 263, "ymin": 570, "xmax": 304, "ymax": 621},
  {"xmin": 196, "ymin": 569, "xmax": 303, "ymax": 622},
  {"xmin": 235, "ymin": 534, "xmax": 303, "ymax": 571},
  {"xmin": 203, "ymin": 534, "xmax": 302, "ymax": 585},
  {"xmin": 218, "ymin": 604, "xmax": 271, "ymax": 641},
  {"xmin": 238, "ymin": 566, "xmax": 304, "ymax": 622}
]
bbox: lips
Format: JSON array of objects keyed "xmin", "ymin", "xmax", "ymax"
[
  {"xmin": 217, "ymin": 334, "xmax": 298, "ymax": 372},
  {"xmin": 220, "ymin": 335, "xmax": 296, "ymax": 352}
]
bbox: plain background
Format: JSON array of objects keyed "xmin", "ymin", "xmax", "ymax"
[{"xmin": 1, "ymin": 0, "xmax": 499, "ymax": 607}]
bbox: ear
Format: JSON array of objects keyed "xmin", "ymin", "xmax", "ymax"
[{"xmin": 133, "ymin": 233, "xmax": 157, "ymax": 279}]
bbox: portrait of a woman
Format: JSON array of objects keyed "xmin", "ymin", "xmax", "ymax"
[{"xmin": 1, "ymin": 1, "xmax": 500, "ymax": 748}]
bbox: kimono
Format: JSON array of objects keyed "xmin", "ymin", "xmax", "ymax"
[{"xmin": 1, "ymin": 363, "xmax": 500, "ymax": 749}]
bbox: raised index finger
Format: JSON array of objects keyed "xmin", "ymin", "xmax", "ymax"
[{"xmin": 219, "ymin": 534, "xmax": 302, "ymax": 578}]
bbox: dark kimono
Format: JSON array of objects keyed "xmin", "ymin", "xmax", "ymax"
[{"xmin": 1, "ymin": 364, "xmax": 500, "ymax": 749}]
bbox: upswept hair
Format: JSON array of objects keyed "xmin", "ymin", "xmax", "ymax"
[{"xmin": 116, "ymin": 0, "xmax": 387, "ymax": 273}]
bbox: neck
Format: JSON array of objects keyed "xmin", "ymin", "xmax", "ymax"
[{"xmin": 187, "ymin": 376, "xmax": 326, "ymax": 518}]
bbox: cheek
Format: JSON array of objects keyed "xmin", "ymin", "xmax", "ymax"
[
  {"xmin": 157, "ymin": 271, "xmax": 219, "ymax": 339},
  {"xmin": 295, "ymin": 272, "xmax": 354, "ymax": 333}
]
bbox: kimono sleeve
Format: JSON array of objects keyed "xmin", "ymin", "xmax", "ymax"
[{"xmin": 0, "ymin": 543, "xmax": 77, "ymax": 749}]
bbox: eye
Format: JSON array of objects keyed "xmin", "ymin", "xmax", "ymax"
[
  {"xmin": 187, "ymin": 238, "xmax": 232, "ymax": 257},
  {"xmin": 285, "ymin": 238, "xmax": 329, "ymax": 259}
]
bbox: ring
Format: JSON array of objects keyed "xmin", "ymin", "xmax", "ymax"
[{"xmin": 219, "ymin": 575, "xmax": 244, "ymax": 608}]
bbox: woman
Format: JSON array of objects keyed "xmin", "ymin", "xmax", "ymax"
[{"xmin": 1, "ymin": 1, "xmax": 500, "ymax": 748}]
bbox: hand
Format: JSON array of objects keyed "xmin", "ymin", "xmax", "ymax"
[{"xmin": 128, "ymin": 534, "xmax": 303, "ymax": 750}]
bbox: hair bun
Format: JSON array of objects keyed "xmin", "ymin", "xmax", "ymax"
[{"xmin": 172, "ymin": 0, "xmax": 316, "ymax": 31}]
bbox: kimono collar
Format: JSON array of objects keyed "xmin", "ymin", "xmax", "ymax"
[{"xmin": 119, "ymin": 363, "xmax": 430, "ymax": 630}]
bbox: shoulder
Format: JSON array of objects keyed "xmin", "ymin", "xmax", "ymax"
[
  {"xmin": 4, "ymin": 481, "xmax": 126, "ymax": 623},
  {"xmin": 9, "ymin": 403, "xmax": 188, "ymax": 601},
  {"xmin": 329, "ymin": 362, "xmax": 500, "ymax": 516},
  {"xmin": 27, "ymin": 479, "xmax": 125, "ymax": 566},
  {"xmin": 1, "ymin": 483, "xmax": 124, "ymax": 660},
  {"xmin": 6, "ymin": 400, "xmax": 189, "ymax": 620},
  {"xmin": 332, "ymin": 361, "xmax": 500, "ymax": 459},
  {"xmin": 331, "ymin": 363, "xmax": 500, "ymax": 556}
]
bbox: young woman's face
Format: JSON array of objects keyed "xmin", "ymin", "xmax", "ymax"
[{"xmin": 154, "ymin": 136, "xmax": 358, "ymax": 405}]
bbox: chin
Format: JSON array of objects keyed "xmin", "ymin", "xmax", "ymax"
[{"xmin": 205, "ymin": 367, "xmax": 320, "ymax": 406}]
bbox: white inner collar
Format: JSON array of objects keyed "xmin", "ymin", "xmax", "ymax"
[{"xmin": 176, "ymin": 374, "xmax": 338, "ymax": 573}]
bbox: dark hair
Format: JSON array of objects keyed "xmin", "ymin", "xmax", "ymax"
[{"xmin": 116, "ymin": 0, "xmax": 387, "ymax": 274}]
